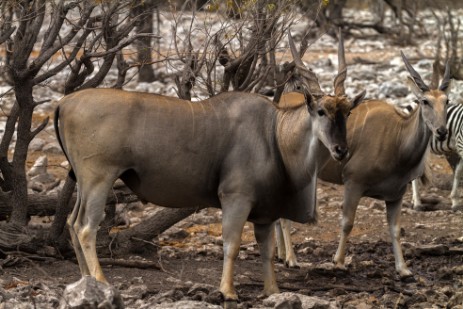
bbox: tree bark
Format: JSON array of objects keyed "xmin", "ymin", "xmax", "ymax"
[
  {"xmin": 9, "ymin": 82, "xmax": 35, "ymax": 226},
  {"xmin": 133, "ymin": 0, "xmax": 156, "ymax": 83}
]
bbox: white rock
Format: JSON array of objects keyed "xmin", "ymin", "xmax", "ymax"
[
  {"xmin": 28, "ymin": 155, "xmax": 48, "ymax": 177},
  {"xmin": 43, "ymin": 142, "xmax": 62, "ymax": 154},
  {"xmin": 29, "ymin": 138, "xmax": 46, "ymax": 152},
  {"xmin": 264, "ymin": 292, "xmax": 338, "ymax": 309},
  {"xmin": 379, "ymin": 81, "xmax": 409, "ymax": 98}
]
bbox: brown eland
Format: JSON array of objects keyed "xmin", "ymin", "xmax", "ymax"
[
  {"xmin": 54, "ymin": 33, "xmax": 365, "ymax": 304},
  {"xmin": 411, "ymin": 62, "xmax": 461, "ymax": 211}
]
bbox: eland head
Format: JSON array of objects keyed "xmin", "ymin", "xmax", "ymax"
[
  {"xmin": 287, "ymin": 29, "xmax": 366, "ymax": 161},
  {"xmin": 401, "ymin": 51, "xmax": 450, "ymax": 142}
]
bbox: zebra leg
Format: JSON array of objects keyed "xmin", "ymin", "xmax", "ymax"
[
  {"xmin": 451, "ymin": 159, "xmax": 463, "ymax": 210},
  {"xmin": 411, "ymin": 179, "xmax": 422, "ymax": 209}
]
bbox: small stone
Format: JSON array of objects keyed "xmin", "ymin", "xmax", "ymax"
[
  {"xmin": 43, "ymin": 142, "xmax": 62, "ymax": 154},
  {"xmin": 28, "ymin": 155, "xmax": 48, "ymax": 177},
  {"xmin": 152, "ymin": 300, "xmax": 222, "ymax": 308},
  {"xmin": 448, "ymin": 291, "xmax": 463, "ymax": 308},
  {"xmin": 274, "ymin": 294, "xmax": 302, "ymax": 309},
  {"xmin": 379, "ymin": 81, "xmax": 409, "ymax": 98},
  {"xmin": 264, "ymin": 292, "xmax": 334, "ymax": 309},
  {"xmin": 29, "ymin": 138, "xmax": 46, "ymax": 152},
  {"xmin": 370, "ymin": 201, "xmax": 384, "ymax": 211},
  {"xmin": 59, "ymin": 276, "xmax": 123, "ymax": 309}
]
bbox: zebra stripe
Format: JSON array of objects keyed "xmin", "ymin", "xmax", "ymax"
[{"xmin": 430, "ymin": 103, "xmax": 463, "ymax": 155}]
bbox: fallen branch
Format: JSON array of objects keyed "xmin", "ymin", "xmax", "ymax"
[
  {"xmin": 99, "ymin": 258, "xmax": 161, "ymax": 270},
  {"xmin": 0, "ymin": 191, "xmax": 139, "ymax": 220}
]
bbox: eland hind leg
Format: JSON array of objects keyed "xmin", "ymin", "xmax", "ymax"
[
  {"xmin": 67, "ymin": 189, "xmax": 90, "ymax": 276},
  {"xmin": 278, "ymin": 218, "xmax": 298, "ymax": 267},
  {"xmin": 254, "ymin": 222, "xmax": 279, "ymax": 296},
  {"xmin": 386, "ymin": 198, "xmax": 412, "ymax": 277},
  {"xmin": 69, "ymin": 171, "xmax": 119, "ymax": 283}
]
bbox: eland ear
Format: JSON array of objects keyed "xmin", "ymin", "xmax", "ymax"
[
  {"xmin": 406, "ymin": 76, "xmax": 424, "ymax": 98},
  {"xmin": 351, "ymin": 90, "xmax": 366, "ymax": 109},
  {"xmin": 305, "ymin": 92, "xmax": 315, "ymax": 113}
]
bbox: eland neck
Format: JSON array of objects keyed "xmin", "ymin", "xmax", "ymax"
[
  {"xmin": 400, "ymin": 104, "xmax": 432, "ymax": 165},
  {"xmin": 275, "ymin": 105, "xmax": 327, "ymax": 187}
]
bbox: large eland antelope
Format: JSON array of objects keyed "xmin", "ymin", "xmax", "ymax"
[
  {"xmin": 277, "ymin": 52, "xmax": 451, "ymax": 277},
  {"xmin": 411, "ymin": 61, "xmax": 461, "ymax": 210},
  {"xmin": 54, "ymin": 33, "xmax": 365, "ymax": 303}
]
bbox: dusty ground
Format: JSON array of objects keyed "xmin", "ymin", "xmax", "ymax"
[{"xmin": 2, "ymin": 152, "xmax": 463, "ymax": 308}]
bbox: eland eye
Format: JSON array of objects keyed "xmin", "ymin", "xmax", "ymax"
[
  {"xmin": 421, "ymin": 99, "xmax": 430, "ymax": 105},
  {"xmin": 317, "ymin": 109, "xmax": 325, "ymax": 116},
  {"xmin": 446, "ymin": 99, "xmax": 450, "ymax": 105}
]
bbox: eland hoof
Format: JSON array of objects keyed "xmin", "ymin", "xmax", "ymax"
[
  {"xmin": 284, "ymin": 260, "xmax": 300, "ymax": 269},
  {"xmin": 223, "ymin": 299, "xmax": 238, "ymax": 309},
  {"xmin": 398, "ymin": 268, "xmax": 413, "ymax": 280}
]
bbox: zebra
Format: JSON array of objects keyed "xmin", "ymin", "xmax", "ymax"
[{"xmin": 412, "ymin": 102, "xmax": 463, "ymax": 211}]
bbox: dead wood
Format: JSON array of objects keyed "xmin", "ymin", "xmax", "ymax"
[
  {"xmin": 109, "ymin": 207, "xmax": 200, "ymax": 255},
  {"xmin": 99, "ymin": 258, "xmax": 161, "ymax": 270},
  {"xmin": 0, "ymin": 191, "xmax": 139, "ymax": 221}
]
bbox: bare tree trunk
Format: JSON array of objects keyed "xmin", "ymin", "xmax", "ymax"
[
  {"xmin": 133, "ymin": 0, "xmax": 156, "ymax": 83},
  {"xmin": 9, "ymin": 82, "xmax": 36, "ymax": 225}
]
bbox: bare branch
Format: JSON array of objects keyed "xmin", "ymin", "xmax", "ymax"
[{"xmin": 30, "ymin": 116, "xmax": 49, "ymax": 140}]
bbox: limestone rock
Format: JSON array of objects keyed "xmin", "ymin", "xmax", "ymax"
[{"xmin": 59, "ymin": 276, "xmax": 124, "ymax": 309}]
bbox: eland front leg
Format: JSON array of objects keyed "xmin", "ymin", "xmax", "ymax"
[
  {"xmin": 386, "ymin": 198, "xmax": 412, "ymax": 278},
  {"xmin": 254, "ymin": 222, "xmax": 279, "ymax": 297},
  {"xmin": 334, "ymin": 186, "xmax": 362, "ymax": 268},
  {"xmin": 219, "ymin": 194, "xmax": 252, "ymax": 303},
  {"xmin": 275, "ymin": 218, "xmax": 298, "ymax": 267}
]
